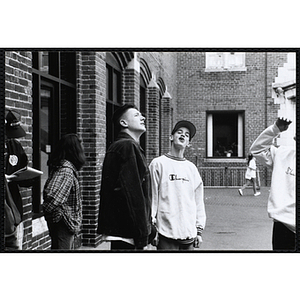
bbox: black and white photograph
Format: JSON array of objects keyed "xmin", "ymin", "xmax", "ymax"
[
  {"xmin": 2, "ymin": 50, "xmax": 297, "ymax": 252},
  {"xmin": 0, "ymin": 2, "xmax": 299, "ymax": 300}
]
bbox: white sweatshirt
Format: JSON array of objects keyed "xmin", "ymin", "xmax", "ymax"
[
  {"xmin": 250, "ymin": 123, "xmax": 295, "ymax": 233},
  {"xmin": 149, "ymin": 154, "xmax": 206, "ymax": 240}
]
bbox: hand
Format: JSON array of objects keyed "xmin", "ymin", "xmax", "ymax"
[
  {"xmin": 151, "ymin": 232, "xmax": 159, "ymax": 247},
  {"xmin": 193, "ymin": 235, "xmax": 203, "ymax": 248},
  {"xmin": 276, "ymin": 117, "xmax": 292, "ymax": 132},
  {"xmin": 5, "ymin": 174, "xmax": 18, "ymax": 182}
]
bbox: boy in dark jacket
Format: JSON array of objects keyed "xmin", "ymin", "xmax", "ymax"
[{"xmin": 97, "ymin": 104, "xmax": 153, "ymax": 250}]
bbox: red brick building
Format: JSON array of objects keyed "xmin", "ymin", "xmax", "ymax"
[{"xmin": 3, "ymin": 50, "xmax": 294, "ymax": 250}]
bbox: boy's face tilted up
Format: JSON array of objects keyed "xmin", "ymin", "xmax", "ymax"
[
  {"xmin": 170, "ymin": 127, "xmax": 190, "ymax": 149},
  {"xmin": 121, "ymin": 108, "xmax": 146, "ymax": 134}
]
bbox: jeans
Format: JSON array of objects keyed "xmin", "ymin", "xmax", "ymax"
[
  {"xmin": 5, "ymin": 222, "xmax": 23, "ymax": 250},
  {"xmin": 157, "ymin": 234, "xmax": 194, "ymax": 250},
  {"xmin": 5, "ymin": 231, "xmax": 19, "ymax": 250},
  {"xmin": 110, "ymin": 241, "xmax": 135, "ymax": 250},
  {"xmin": 272, "ymin": 221, "xmax": 295, "ymax": 251},
  {"xmin": 46, "ymin": 219, "xmax": 75, "ymax": 250}
]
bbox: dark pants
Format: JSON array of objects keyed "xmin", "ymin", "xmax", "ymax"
[
  {"xmin": 272, "ymin": 221, "xmax": 295, "ymax": 251},
  {"xmin": 157, "ymin": 234, "xmax": 194, "ymax": 250},
  {"xmin": 5, "ymin": 231, "xmax": 19, "ymax": 250},
  {"xmin": 46, "ymin": 219, "xmax": 75, "ymax": 250},
  {"xmin": 110, "ymin": 241, "xmax": 135, "ymax": 250}
]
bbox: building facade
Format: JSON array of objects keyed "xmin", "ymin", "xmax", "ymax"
[{"xmin": 3, "ymin": 50, "xmax": 295, "ymax": 250}]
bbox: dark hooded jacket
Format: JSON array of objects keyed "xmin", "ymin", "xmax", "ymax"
[{"xmin": 97, "ymin": 132, "xmax": 152, "ymax": 248}]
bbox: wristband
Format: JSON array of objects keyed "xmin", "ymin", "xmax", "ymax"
[{"xmin": 197, "ymin": 226, "xmax": 203, "ymax": 236}]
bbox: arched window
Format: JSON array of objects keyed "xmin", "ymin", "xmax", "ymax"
[
  {"xmin": 139, "ymin": 58, "xmax": 152, "ymax": 154},
  {"xmin": 106, "ymin": 53, "xmax": 122, "ymax": 149}
]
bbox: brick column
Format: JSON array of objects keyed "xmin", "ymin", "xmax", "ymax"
[
  {"xmin": 146, "ymin": 78, "xmax": 160, "ymax": 163},
  {"xmin": 123, "ymin": 54, "xmax": 140, "ymax": 107},
  {"xmin": 77, "ymin": 52, "xmax": 106, "ymax": 247},
  {"xmin": 161, "ymin": 89, "xmax": 172, "ymax": 154}
]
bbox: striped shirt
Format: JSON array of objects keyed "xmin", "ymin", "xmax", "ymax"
[{"xmin": 43, "ymin": 160, "xmax": 82, "ymax": 233}]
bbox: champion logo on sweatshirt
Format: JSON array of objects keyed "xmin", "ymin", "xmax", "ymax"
[
  {"xmin": 285, "ymin": 167, "xmax": 295, "ymax": 176},
  {"xmin": 169, "ymin": 174, "xmax": 189, "ymax": 182}
]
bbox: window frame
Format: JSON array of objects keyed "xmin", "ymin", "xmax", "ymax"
[
  {"xmin": 205, "ymin": 52, "xmax": 247, "ymax": 72},
  {"xmin": 106, "ymin": 53, "xmax": 122, "ymax": 149},
  {"xmin": 32, "ymin": 51, "xmax": 77, "ymax": 217}
]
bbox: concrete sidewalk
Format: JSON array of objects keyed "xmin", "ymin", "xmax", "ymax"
[
  {"xmin": 200, "ymin": 187, "xmax": 272, "ymax": 251},
  {"xmin": 78, "ymin": 187, "xmax": 273, "ymax": 252}
]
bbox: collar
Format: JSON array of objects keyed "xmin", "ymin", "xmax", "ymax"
[
  {"xmin": 116, "ymin": 132, "xmax": 136, "ymax": 141},
  {"xmin": 164, "ymin": 153, "xmax": 186, "ymax": 161},
  {"xmin": 116, "ymin": 132, "xmax": 144, "ymax": 153},
  {"xmin": 61, "ymin": 159, "xmax": 79, "ymax": 177}
]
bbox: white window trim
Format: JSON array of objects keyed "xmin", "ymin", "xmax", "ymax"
[
  {"xmin": 205, "ymin": 52, "xmax": 247, "ymax": 72},
  {"xmin": 207, "ymin": 112, "xmax": 244, "ymax": 158}
]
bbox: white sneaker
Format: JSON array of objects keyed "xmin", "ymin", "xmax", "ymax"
[
  {"xmin": 254, "ymin": 192, "xmax": 261, "ymax": 196},
  {"xmin": 238, "ymin": 189, "xmax": 243, "ymax": 196}
]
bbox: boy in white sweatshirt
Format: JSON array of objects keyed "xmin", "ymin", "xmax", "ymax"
[
  {"xmin": 250, "ymin": 117, "xmax": 295, "ymax": 250},
  {"xmin": 149, "ymin": 121, "xmax": 206, "ymax": 250}
]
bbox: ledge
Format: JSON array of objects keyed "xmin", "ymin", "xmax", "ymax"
[
  {"xmin": 204, "ymin": 158, "xmax": 246, "ymax": 163},
  {"xmin": 205, "ymin": 67, "xmax": 247, "ymax": 72}
]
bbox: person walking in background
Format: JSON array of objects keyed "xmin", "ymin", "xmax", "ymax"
[
  {"xmin": 97, "ymin": 104, "xmax": 154, "ymax": 250},
  {"xmin": 149, "ymin": 121, "xmax": 206, "ymax": 250},
  {"xmin": 238, "ymin": 154, "xmax": 260, "ymax": 196},
  {"xmin": 43, "ymin": 134, "xmax": 86, "ymax": 250},
  {"xmin": 250, "ymin": 117, "xmax": 295, "ymax": 250}
]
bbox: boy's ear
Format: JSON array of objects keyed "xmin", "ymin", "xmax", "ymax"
[
  {"xmin": 169, "ymin": 135, "xmax": 173, "ymax": 142},
  {"xmin": 120, "ymin": 119, "xmax": 128, "ymax": 128}
]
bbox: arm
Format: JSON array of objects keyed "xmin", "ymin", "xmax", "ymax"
[
  {"xmin": 43, "ymin": 168, "xmax": 73, "ymax": 214},
  {"xmin": 149, "ymin": 160, "xmax": 159, "ymax": 225},
  {"xmin": 149, "ymin": 160, "xmax": 160, "ymax": 247},
  {"xmin": 250, "ymin": 118, "xmax": 292, "ymax": 168},
  {"xmin": 119, "ymin": 146, "xmax": 151, "ymax": 248},
  {"xmin": 194, "ymin": 172, "xmax": 206, "ymax": 248}
]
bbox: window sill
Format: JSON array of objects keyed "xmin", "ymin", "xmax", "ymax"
[
  {"xmin": 204, "ymin": 158, "xmax": 246, "ymax": 163},
  {"xmin": 205, "ymin": 67, "xmax": 247, "ymax": 72}
]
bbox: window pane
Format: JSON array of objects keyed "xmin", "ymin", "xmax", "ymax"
[
  {"xmin": 113, "ymin": 70, "xmax": 118, "ymax": 103},
  {"xmin": 61, "ymin": 85, "xmax": 77, "ymax": 135},
  {"xmin": 37, "ymin": 51, "xmax": 49, "ymax": 73},
  {"xmin": 60, "ymin": 52, "xmax": 76, "ymax": 83},
  {"xmin": 206, "ymin": 52, "xmax": 246, "ymax": 71},
  {"xmin": 40, "ymin": 85, "xmax": 52, "ymax": 208},
  {"xmin": 213, "ymin": 113, "xmax": 238, "ymax": 157}
]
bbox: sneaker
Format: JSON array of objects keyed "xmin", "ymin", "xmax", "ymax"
[
  {"xmin": 238, "ymin": 189, "xmax": 243, "ymax": 196},
  {"xmin": 254, "ymin": 192, "xmax": 261, "ymax": 196}
]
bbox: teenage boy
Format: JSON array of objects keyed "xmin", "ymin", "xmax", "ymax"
[
  {"xmin": 149, "ymin": 120, "xmax": 206, "ymax": 250},
  {"xmin": 97, "ymin": 104, "xmax": 153, "ymax": 250},
  {"xmin": 250, "ymin": 117, "xmax": 295, "ymax": 250}
]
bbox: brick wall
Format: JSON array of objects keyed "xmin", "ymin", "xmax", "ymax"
[
  {"xmin": 176, "ymin": 52, "xmax": 288, "ymax": 186},
  {"xmin": 5, "ymin": 51, "xmax": 40, "ymax": 250},
  {"xmin": 77, "ymin": 52, "xmax": 106, "ymax": 247},
  {"xmin": 146, "ymin": 80, "xmax": 160, "ymax": 163},
  {"xmin": 139, "ymin": 52, "xmax": 178, "ymax": 156},
  {"xmin": 123, "ymin": 68, "xmax": 140, "ymax": 106}
]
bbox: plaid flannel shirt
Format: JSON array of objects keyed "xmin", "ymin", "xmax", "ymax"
[{"xmin": 43, "ymin": 160, "xmax": 82, "ymax": 233}]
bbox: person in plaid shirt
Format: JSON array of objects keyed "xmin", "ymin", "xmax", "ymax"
[{"xmin": 43, "ymin": 134, "xmax": 86, "ymax": 250}]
